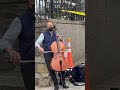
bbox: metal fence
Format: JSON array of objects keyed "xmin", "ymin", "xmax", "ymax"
[{"xmin": 35, "ymin": 0, "xmax": 85, "ymax": 22}]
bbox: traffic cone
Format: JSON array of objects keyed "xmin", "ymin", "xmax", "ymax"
[
  {"xmin": 85, "ymin": 63, "xmax": 90, "ymax": 90},
  {"xmin": 67, "ymin": 38, "xmax": 74, "ymax": 68}
]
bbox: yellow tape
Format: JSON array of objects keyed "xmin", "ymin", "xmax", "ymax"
[{"xmin": 61, "ymin": 10, "xmax": 85, "ymax": 16}]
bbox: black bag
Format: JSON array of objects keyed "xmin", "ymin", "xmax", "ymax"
[{"xmin": 71, "ymin": 64, "xmax": 85, "ymax": 82}]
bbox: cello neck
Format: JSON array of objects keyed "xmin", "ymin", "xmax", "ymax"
[
  {"xmin": 56, "ymin": 36, "xmax": 61, "ymax": 53},
  {"xmin": 55, "ymin": 30, "xmax": 61, "ymax": 53}
]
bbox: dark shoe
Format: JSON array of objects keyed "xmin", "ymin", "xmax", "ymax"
[
  {"xmin": 62, "ymin": 84, "xmax": 69, "ymax": 88},
  {"xmin": 59, "ymin": 83, "xmax": 69, "ymax": 88},
  {"xmin": 54, "ymin": 83, "xmax": 59, "ymax": 90},
  {"xmin": 54, "ymin": 86, "xmax": 59, "ymax": 90},
  {"xmin": 69, "ymin": 78, "xmax": 79, "ymax": 86},
  {"xmin": 71, "ymin": 82, "xmax": 79, "ymax": 86}
]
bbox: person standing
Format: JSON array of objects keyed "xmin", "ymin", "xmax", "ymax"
[{"xmin": 35, "ymin": 21, "xmax": 69, "ymax": 90}]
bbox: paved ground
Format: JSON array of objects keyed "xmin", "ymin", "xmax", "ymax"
[{"xmin": 35, "ymin": 82, "xmax": 85, "ymax": 90}]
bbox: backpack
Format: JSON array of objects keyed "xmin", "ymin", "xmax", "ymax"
[{"xmin": 71, "ymin": 64, "xmax": 85, "ymax": 82}]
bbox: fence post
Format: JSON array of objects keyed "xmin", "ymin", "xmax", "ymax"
[{"xmin": 50, "ymin": 0, "xmax": 54, "ymax": 18}]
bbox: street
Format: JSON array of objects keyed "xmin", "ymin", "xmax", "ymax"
[{"xmin": 35, "ymin": 82, "xmax": 85, "ymax": 90}]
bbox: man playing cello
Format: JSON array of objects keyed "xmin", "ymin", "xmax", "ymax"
[{"xmin": 35, "ymin": 21, "xmax": 69, "ymax": 90}]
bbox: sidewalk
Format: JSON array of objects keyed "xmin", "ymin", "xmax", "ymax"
[{"xmin": 35, "ymin": 82, "xmax": 85, "ymax": 90}]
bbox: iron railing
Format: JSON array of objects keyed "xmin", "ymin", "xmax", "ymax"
[{"xmin": 35, "ymin": 0, "xmax": 85, "ymax": 22}]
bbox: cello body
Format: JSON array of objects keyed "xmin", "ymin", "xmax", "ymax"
[{"xmin": 50, "ymin": 40, "xmax": 69, "ymax": 72}]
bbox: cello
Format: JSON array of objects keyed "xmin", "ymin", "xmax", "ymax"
[{"xmin": 50, "ymin": 28, "xmax": 69, "ymax": 72}]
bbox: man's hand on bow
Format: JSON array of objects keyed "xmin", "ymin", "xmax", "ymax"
[{"xmin": 4, "ymin": 48, "xmax": 21, "ymax": 63}]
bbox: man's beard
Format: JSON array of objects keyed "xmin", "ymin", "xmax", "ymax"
[{"xmin": 48, "ymin": 27, "xmax": 55, "ymax": 31}]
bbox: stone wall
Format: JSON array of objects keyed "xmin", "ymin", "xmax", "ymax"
[{"xmin": 35, "ymin": 21, "xmax": 52, "ymax": 87}]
